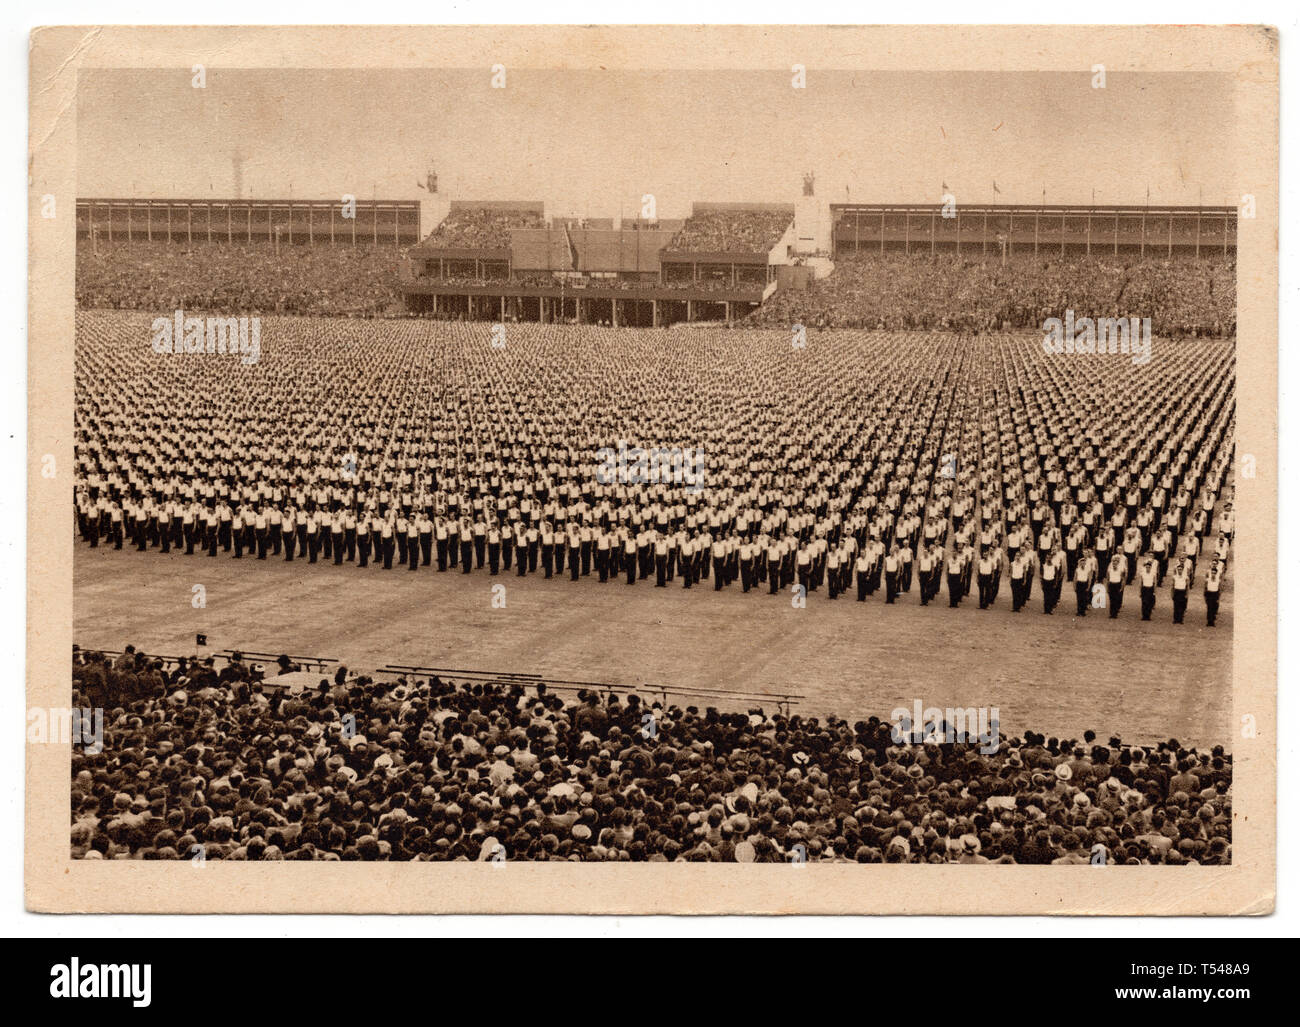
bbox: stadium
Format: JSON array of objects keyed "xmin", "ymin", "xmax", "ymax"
[{"xmin": 68, "ymin": 67, "xmax": 1237, "ymax": 863}]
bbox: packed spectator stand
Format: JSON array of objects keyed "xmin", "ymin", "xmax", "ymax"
[
  {"xmin": 753, "ymin": 254, "xmax": 1236, "ymax": 338},
  {"xmin": 663, "ymin": 208, "xmax": 793, "ymax": 255},
  {"xmin": 422, "ymin": 206, "xmax": 547, "ymax": 250},
  {"xmin": 77, "ymin": 241, "xmax": 406, "ymax": 317},
  {"xmin": 78, "ymin": 236, "xmax": 1234, "ymax": 341},
  {"xmin": 71, "ymin": 645, "xmax": 1231, "ymax": 863}
]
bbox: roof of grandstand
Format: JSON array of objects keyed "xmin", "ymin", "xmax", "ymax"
[{"xmin": 831, "ymin": 202, "xmax": 1238, "ymax": 217}]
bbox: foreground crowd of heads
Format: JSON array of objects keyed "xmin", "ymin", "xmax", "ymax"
[
  {"xmin": 71, "ymin": 647, "xmax": 1232, "ymax": 863},
  {"xmin": 76, "ymin": 315, "xmax": 1235, "ymax": 628}
]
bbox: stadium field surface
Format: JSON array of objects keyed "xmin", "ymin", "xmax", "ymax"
[{"xmin": 74, "ymin": 542, "xmax": 1231, "ymax": 748}]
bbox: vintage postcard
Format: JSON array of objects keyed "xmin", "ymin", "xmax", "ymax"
[{"xmin": 26, "ymin": 24, "xmax": 1277, "ymax": 913}]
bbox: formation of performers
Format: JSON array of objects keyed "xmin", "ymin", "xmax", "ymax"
[{"xmin": 74, "ymin": 313, "xmax": 1236, "ymax": 628}]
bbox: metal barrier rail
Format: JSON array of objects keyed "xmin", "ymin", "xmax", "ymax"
[
  {"xmin": 373, "ymin": 664, "xmax": 804, "ymax": 715},
  {"xmin": 76, "ymin": 648, "xmax": 340, "ymax": 675},
  {"xmin": 71, "ymin": 648, "xmax": 1228, "ymax": 754},
  {"xmin": 221, "ymin": 649, "xmax": 339, "ymax": 673}
]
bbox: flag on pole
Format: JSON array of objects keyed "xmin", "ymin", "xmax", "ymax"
[
  {"xmin": 992, "ymin": 180, "xmax": 1001, "ymax": 195},
  {"xmin": 564, "ymin": 223, "xmax": 580, "ymax": 271}
]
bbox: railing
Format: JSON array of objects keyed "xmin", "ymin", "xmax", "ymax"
[
  {"xmin": 221, "ymin": 649, "xmax": 339, "ymax": 674},
  {"xmin": 373, "ymin": 664, "xmax": 804, "ymax": 715},
  {"xmin": 76, "ymin": 647, "xmax": 340, "ymax": 675}
]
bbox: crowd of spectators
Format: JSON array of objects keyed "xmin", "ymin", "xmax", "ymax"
[
  {"xmin": 664, "ymin": 209, "xmax": 793, "ymax": 255},
  {"xmin": 750, "ymin": 254, "xmax": 1236, "ymax": 337},
  {"xmin": 77, "ymin": 241, "xmax": 405, "ymax": 317},
  {"xmin": 70, "ymin": 646, "xmax": 1232, "ymax": 863},
  {"xmin": 422, "ymin": 207, "xmax": 546, "ymax": 250},
  {"xmin": 78, "ymin": 236, "xmax": 1234, "ymax": 339}
]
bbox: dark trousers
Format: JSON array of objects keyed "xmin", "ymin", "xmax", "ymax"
[
  {"xmin": 1141, "ymin": 585, "xmax": 1155, "ymax": 620},
  {"xmin": 1075, "ymin": 581, "xmax": 1090, "ymax": 616},
  {"xmin": 1107, "ymin": 581, "xmax": 1123, "ymax": 618},
  {"xmin": 1205, "ymin": 589, "xmax": 1220, "ymax": 626}
]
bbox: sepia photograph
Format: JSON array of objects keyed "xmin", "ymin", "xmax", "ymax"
[{"xmin": 24, "ymin": 23, "xmax": 1277, "ymax": 915}]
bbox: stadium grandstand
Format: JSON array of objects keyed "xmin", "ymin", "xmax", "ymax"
[
  {"xmin": 75, "ymin": 197, "xmax": 422, "ymax": 247},
  {"xmin": 831, "ymin": 203, "xmax": 1238, "ymax": 259},
  {"xmin": 401, "ymin": 200, "xmax": 795, "ymax": 326},
  {"xmin": 73, "ymin": 193, "xmax": 1238, "ymax": 335}
]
